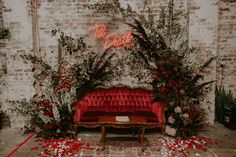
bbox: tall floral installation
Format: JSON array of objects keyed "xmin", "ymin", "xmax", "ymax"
[
  {"xmin": 85, "ymin": 0, "xmax": 215, "ymax": 138},
  {"xmin": 16, "ymin": 32, "xmax": 114, "ymax": 139},
  {"xmin": 13, "ymin": 0, "xmax": 216, "ymax": 147}
]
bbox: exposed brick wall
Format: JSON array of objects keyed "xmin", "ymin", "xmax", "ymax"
[
  {"xmin": 216, "ymin": 1, "xmax": 236, "ymax": 96},
  {"xmin": 1, "ymin": 0, "xmax": 235, "ymax": 127},
  {"xmin": 1, "ymin": 0, "xmax": 35, "ymax": 127},
  {"xmin": 188, "ymin": 0, "xmax": 218, "ymax": 124}
]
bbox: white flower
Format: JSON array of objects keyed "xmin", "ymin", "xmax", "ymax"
[
  {"xmin": 179, "ymin": 90, "xmax": 185, "ymax": 96},
  {"xmin": 57, "ymin": 128, "xmax": 61, "ymax": 133},
  {"xmin": 168, "ymin": 116, "xmax": 175, "ymax": 124},
  {"xmin": 174, "ymin": 106, "xmax": 182, "ymax": 113},
  {"xmin": 183, "ymin": 113, "xmax": 189, "ymax": 119},
  {"xmin": 39, "ymin": 111, "xmax": 52, "ymax": 124}
]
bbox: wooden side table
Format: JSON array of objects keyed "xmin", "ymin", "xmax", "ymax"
[{"xmin": 98, "ymin": 116, "xmax": 147, "ymax": 151}]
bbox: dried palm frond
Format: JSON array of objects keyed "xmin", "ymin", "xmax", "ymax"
[{"xmin": 75, "ymin": 49, "xmax": 114, "ymax": 99}]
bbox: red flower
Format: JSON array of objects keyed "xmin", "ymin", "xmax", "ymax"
[
  {"xmin": 53, "ymin": 133, "xmax": 58, "ymax": 137},
  {"xmin": 176, "ymin": 72, "xmax": 180, "ymax": 77},
  {"xmin": 164, "ymin": 88, "xmax": 169, "ymax": 93},
  {"xmin": 163, "ymin": 60, "xmax": 168, "ymax": 64},
  {"xmin": 168, "ymin": 81, "xmax": 173, "ymax": 87},
  {"xmin": 167, "ymin": 71, "xmax": 172, "ymax": 76},
  {"xmin": 55, "ymin": 123, "xmax": 60, "ymax": 127},
  {"xmin": 44, "ymin": 111, "xmax": 53, "ymax": 116},
  {"xmin": 159, "ymin": 86, "xmax": 165, "ymax": 92},
  {"xmin": 44, "ymin": 148, "xmax": 51, "ymax": 155}
]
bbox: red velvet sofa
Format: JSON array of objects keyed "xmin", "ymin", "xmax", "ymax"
[{"xmin": 72, "ymin": 87, "xmax": 167, "ymax": 129}]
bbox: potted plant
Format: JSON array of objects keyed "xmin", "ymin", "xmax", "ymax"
[
  {"xmin": 222, "ymin": 90, "xmax": 236, "ymax": 130},
  {"xmin": 215, "ymin": 86, "xmax": 236, "ymax": 129}
]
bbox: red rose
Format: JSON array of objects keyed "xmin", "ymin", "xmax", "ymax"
[
  {"xmin": 55, "ymin": 123, "xmax": 60, "ymax": 127},
  {"xmin": 44, "ymin": 111, "xmax": 53, "ymax": 116},
  {"xmin": 44, "ymin": 112, "xmax": 48, "ymax": 116},
  {"xmin": 159, "ymin": 86, "xmax": 165, "ymax": 92},
  {"xmin": 176, "ymin": 72, "xmax": 180, "ymax": 77},
  {"xmin": 164, "ymin": 88, "xmax": 169, "ymax": 93},
  {"xmin": 168, "ymin": 81, "xmax": 173, "ymax": 87},
  {"xmin": 167, "ymin": 71, "xmax": 172, "ymax": 76},
  {"xmin": 48, "ymin": 112, "xmax": 53, "ymax": 116},
  {"xmin": 53, "ymin": 133, "xmax": 58, "ymax": 137}
]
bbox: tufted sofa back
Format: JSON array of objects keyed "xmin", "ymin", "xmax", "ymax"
[{"xmin": 80, "ymin": 87, "xmax": 155, "ymax": 112}]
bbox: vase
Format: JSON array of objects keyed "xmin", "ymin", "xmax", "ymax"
[{"xmin": 165, "ymin": 125, "xmax": 177, "ymax": 137}]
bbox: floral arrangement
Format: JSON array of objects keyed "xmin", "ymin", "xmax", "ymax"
[
  {"xmin": 166, "ymin": 102, "xmax": 208, "ymax": 138},
  {"xmin": 16, "ymin": 58, "xmax": 78, "ymax": 138},
  {"xmin": 16, "ymin": 32, "xmax": 114, "ymax": 138},
  {"xmin": 87, "ymin": 0, "xmax": 215, "ymax": 137}
]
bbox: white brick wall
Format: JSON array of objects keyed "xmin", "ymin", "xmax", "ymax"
[{"xmin": 1, "ymin": 0, "xmax": 235, "ymax": 127}]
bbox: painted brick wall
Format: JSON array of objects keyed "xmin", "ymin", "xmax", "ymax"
[
  {"xmin": 1, "ymin": 0, "xmax": 35, "ymax": 127},
  {"xmin": 36, "ymin": 0, "xmax": 188, "ymax": 88},
  {"xmin": 1, "ymin": 0, "xmax": 235, "ymax": 127},
  {"xmin": 216, "ymin": 0, "xmax": 236, "ymax": 95},
  {"xmin": 188, "ymin": 0, "xmax": 218, "ymax": 124}
]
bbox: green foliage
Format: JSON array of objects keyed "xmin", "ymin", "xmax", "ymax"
[
  {"xmin": 59, "ymin": 32, "xmax": 86, "ymax": 55},
  {"xmin": 215, "ymin": 86, "xmax": 236, "ymax": 108},
  {"xmin": 215, "ymin": 86, "xmax": 236, "ymax": 123}
]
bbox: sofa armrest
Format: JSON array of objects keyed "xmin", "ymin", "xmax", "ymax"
[
  {"xmin": 152, "ymin": 102, "xmax": 167, "ymax": 124},
  {"xmin": 73, "ymin": 101, "xmax": 88, "ymax": 123}
]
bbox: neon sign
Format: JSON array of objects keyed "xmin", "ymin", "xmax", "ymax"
[{"xmin": 90, "ymin": 24, "xmax": 132, "ymax": 49}]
